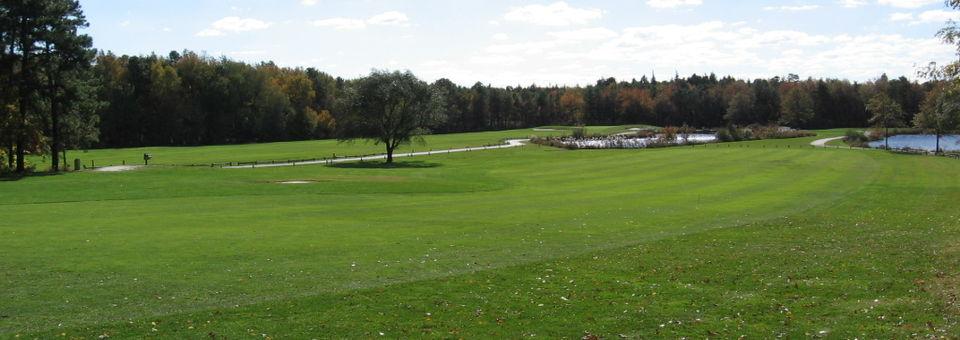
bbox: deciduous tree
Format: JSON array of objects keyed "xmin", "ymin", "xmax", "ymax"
[
  {"xmin": 867, "ymin": 93, "xmax": 906, "ymax": 149},
  {"xmin": 914, "ymin": 85, "xmax": 960, "ymax": 153},
  {"xmin": 339, "ymin": 70, "xmax": 445, "ymax": 163}
]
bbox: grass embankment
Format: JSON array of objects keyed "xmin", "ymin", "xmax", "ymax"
[{"xmin": 1, "ymin": 128, "xmax": 958, "ymax": 338}]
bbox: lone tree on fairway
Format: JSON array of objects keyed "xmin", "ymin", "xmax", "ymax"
[
  {"xmin": 914, "ymin": 85, "xmax": 960, "ymax": 153},
  {"xmin": 339, "ymin": 70, "xmax": 444, "ymax": 164},
  {"xmin": 867, "ymin": 93, "xmax": 905, "ymax": 149}
]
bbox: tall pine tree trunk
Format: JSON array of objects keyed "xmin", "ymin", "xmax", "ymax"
[
  {"xmin": 16, "ymin": 81, "xmax": 27, "ymax": 173},
  {"xmin": 936, "ymin": 131, "xmax": 941, "ymax": 154},
  {"xmin": 15, "ymin": 22, "xmax": 30, "ymax": 173},
  {"xmin": 48, "ymin": 68, "xmax": 60, "ymax": 172},
  {"xmin": 5, "ymin": 143, "xmax": 13, "ymax": 169},
  {"xmin": 885, "ymin": 126, "xmax": 889, "ymax": 149},
  {"xmin": 50, "ymin": 100, "xmax": 60, "ymax": 171}
]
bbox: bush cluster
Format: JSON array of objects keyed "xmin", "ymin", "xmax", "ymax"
[
  {"xmin": 843, "ymin": 129, "xmax": 871, "ymax": 147},
  {"xmin": 717, "ymin": 125, "xmax": 816, "ymax": 142}
]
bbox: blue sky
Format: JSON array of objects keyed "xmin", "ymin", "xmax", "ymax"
[{"xmin": 81, "ymin": 0, "xmax": 959, "ymax": 86}]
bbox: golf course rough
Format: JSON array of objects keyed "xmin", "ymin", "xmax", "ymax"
[{"xmin": 2, "ymin": 128, "xmax": 959, "ymax": 338}]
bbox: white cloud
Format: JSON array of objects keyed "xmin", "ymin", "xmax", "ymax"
[
  {"xmin": 889, "ymin": 12, "xmax": 914, "ymax": 21},
  {"xmin": 763, "ymin": 5, "xmax": 821, "ymax": 11},
  {"xmin": 300, "ymin": 0, "xmax": 318, "ymax": 6},
  {"xmin": 312, "ymin": 11, "xmax": 411, "ymax": 30},
  {"xmin": 469, "ymin": 55, "xmax": 525, "ymax": 66},
  {"xmin": 877, "ymin": 0, "xmax": 940, "ymax": 8},
  {"xmin": 890, "ymin": 9, "xmax": 959, "ymax": 24},
  {"xmin": 195, "ymin": 28, "xmax": 224, "ymax": 37},
  {"xmin": 914, "ymin": 9, "xmax": 960, "ymax": 24},
  {"xmin": 838, "ymin": 0, "xmax": 868, "ymax": 8},
  {"xmin": 457, "ymin": 20, "xmax": 955, "ymax": 86},
  {"xmin": 366, "ymin": 11, "xmax": 410, "ymax": 26},
  {"xmin": 196, "ymin": 17, "xmax": 271, "ymax": 37},
  {"xmin": 646, "ymin": 0, "xmax": 703, "ymax": 9},
  {"xmin": 312, "ymin": 18, "xmax": 366, "ymax": 30},
  {"xmin": 503, "ymin": 2, "xmax": 603, "ymax": 26},
  {"xmin": 492, "ymin": 33, "xmax": 510, "ymax": 41},
  {"xmin": 548, "ymin": 27, "xmax": 619, "ymax": 41}
]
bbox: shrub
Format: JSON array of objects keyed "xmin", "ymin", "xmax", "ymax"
[
  {"xmin": 571, "ymin": 126, "xmax": 587, "ymax": 139},
  {"xmin": 660, "ymin": 126, "xmax": 678, "ymax": 143},
  {"xmin": 717, "ymin": 126, "xmax": 746, "ymax": 142},
  {"xmin": 844, "ymin": 129, "xmax": 869, "ymax": 147},
  {"xmin": 717, "ymin": 125, "xmax": 812, "ymax": 142}
]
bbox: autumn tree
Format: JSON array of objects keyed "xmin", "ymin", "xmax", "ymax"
[
  {"xmin": 779, "ymin": 85, "xmax": 815, "ymax": 127},
  {"xmin": 723, "ymin": 82, "xmax": 756, "ymax": 125},
  {"xmin": 560, "ymin": 88, "xmax": 585, "ymax": 125},
  {"xmin": 914, "ymin": 85, "xmax": 960, "ymax": 153},
  {"xmin": 617, "ymin": 88, "xmax": 654, "ymax": 124},
  {"xmin": 867, "ymin": 93, "xmax": 906, "ymax": 149}
]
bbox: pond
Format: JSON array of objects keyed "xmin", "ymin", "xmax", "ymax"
[
  {"xmin": 562, "ymin": 134, "xmax": 717, "ymax": 149},
  {"xmin": 868, "ymin": 134, "xmax": 960, "ymax": 152}
]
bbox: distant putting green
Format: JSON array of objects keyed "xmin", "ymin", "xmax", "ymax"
[{"xmin": 2, "ymin": 128, "xmax": 959, "ymax": 338}]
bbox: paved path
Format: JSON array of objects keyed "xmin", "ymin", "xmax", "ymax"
[
  {"xmin": 225, "ymin": 139, "xmax": 531, "ymax": 169},
  {"xmin": 810, "ymin": 136, "xmax": 844, "ymax": 147}
]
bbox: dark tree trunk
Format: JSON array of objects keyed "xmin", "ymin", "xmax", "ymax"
[
  {"xmin": 15, "ymin": 137, "xmax": 24, "ymax": 172},
  {"xmin": 385, "ymin": 144, "xmax": 394, "ymax": 163},
  {"xmin": 936, "ymin": 131, "xmax": 941, "ymax": 154},
  {"xmin": 50, "ymin": 98, "xmax": 60, "ymax": 172},
  {"xmin": 16, "ymin": 66, "xmax": 27, "ymax": 173},
  {"xmin": 15, "ymin": 21, "xmax": 30, "ymax": 173},
  {"xmin": 5, "ymin": 143, "xmax": 13, "ymax": 169},
  {"xmin": 884, "ymin": 126, "xmax": 889, "ymax": 149},
  {"xmin": 16, "ymin": 83, "xmax": 27, "ymax": 172}
]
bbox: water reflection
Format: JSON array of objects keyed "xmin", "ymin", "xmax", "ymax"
[
  {"xmin": 868, "ymin": 134, "xmax": 960, "ymax": 152},
  {"xmin": 562, "ymin": 134, "xmax": 718, "ymax": 149}
]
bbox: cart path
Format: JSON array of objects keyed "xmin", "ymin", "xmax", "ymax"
[
  {"xmin": 810, "ymin": 136, "xmax": 844, "ymax": 147},
  {"xmin": 224, "ymin": 139, "xmax": 530, "ymax": 169}
]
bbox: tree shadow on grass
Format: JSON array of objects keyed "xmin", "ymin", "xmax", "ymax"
[
  {"xmin": 328, "ymin": 160, "xmax": 441, "ymax": 169},
  {"xmin": 0, "ymin": 171, "xmax": 65, "ymax": 182}
]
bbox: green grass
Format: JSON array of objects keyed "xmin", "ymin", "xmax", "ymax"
[
  {"xmin": 2, "ymin": 128, "xmax": 959, "ymax": 338},
  {"xmin": 25, "ymin": 128, "xmax": 573, "ymax": 170}
]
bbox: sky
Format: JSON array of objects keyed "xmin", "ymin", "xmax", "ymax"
[{"xmin": 81, "ymin": 0, "xmax": 960, "ymax": 86}]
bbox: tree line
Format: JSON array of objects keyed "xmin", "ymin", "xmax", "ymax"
[
  {"xmin": 86, "ymin": 53, "xmax": 934, "ymax": 143},
  {"xmin": 3, "ymin": 0, "xmax": 960, "ymax": 172}
]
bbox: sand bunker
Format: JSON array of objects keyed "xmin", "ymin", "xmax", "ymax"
[{"xmin": 93, "ymin": 165, "xmax": 142, "ymax": 172}]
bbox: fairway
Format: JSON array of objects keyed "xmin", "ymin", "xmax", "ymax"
[
  {"xmin": 25, "ymin": 128, "xmax": 583, "ymax": 170},
  {"xmin": 2, "ymin": 130, "xmax": 959, "ymax": 338}
]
